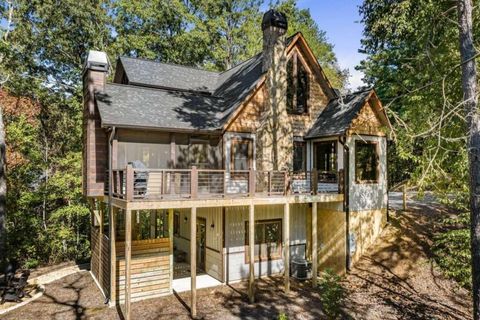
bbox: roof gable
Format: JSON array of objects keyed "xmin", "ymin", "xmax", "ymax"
[{"xmin": 305, "ymin": 90, "xmax": 390, "ymax": 139}]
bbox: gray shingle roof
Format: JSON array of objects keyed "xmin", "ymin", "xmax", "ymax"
[
  {"xmin": 96, "ymin": 84, "xmax": 225, "ymax": 131},
  {"xmin": 98, "ymin": 53, "xmax": 265, "ymax": 131},
  {"xmin": 96, "ymin": 34, "xmax": 314, "ymax": 131},
  {"xmin": 119, "ymin": 57, "xmax": 219, "ymax": 93},
  {"xmin": 305, "ymin": 90, "xmax": 372, "ymax": 138}
]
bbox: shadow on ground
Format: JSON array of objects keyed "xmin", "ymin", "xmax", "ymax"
[{"xmin": 342, "ymin": 201, "xmax": 472, "ymax": 320}]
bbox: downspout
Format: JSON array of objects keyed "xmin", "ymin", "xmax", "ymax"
[
  {"xmin": 107, "ymin": 126, "xmax": 116, "ymax": 303},
  {"xmin": 339, "ymin": 135, "xmax": 350, "ymax": 271}
]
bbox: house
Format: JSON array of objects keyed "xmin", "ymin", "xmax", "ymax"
[{"xmin": 82, "ymin": 9, "xmax": 391, "ymax": 320}]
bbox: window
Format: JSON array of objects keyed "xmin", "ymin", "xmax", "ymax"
[
  {"xmin": 293, "ymin": 141, "xmax": 306, "ymax": 172},
  {"xmin": 287, "ymin": 53, "xmax": 309, "ymax": 114},
  {"xmin": 245, "ymin": 219, "xmax": 282, "ymax": 262},
  {"xmin": 231, "ymin": 138, "xmax": 252, "ymax": 170},
  {"xmin": 355, "ymin": 141, "xmax": 379, "ymax": 183},
  {"xmin": 174, "ymin": 212, "xmax": 180, "ymax": 236},
  {"xmin": 314, "ymin": 141, "xmax": 336, "ymax": 172}
]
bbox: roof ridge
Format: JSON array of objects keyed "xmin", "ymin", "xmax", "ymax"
[
  {"xmin": 104, "ymin": 82, "xmax": 225, "ymax": 99},
  {"xmin": 219, "ymin": 53, "xmax": 262, "ymax": 75},
  {"xmin": 119, "ymin": 56, "xmax": 220, "ymax": 75}
]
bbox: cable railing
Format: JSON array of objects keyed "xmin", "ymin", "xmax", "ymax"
[{"xmin": 105, "ymin": 166, "xmax": 343, "ymax": 201}]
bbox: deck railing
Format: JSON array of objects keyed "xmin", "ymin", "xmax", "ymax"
[{"xmin": 105, "ymin": 166, "xmax": 343, "ymax": 201}]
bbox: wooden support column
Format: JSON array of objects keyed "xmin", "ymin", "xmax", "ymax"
[
  {"xmin": 312, "ymin": 202, "xmax": 318, "ymax": 288},
  {"xmin": 168, "ymin": 208, "xmax": 174, "ymax": 292},
  {"xmin": 248, "ymin": 203, "xmax": 255, "ymax": 303},
  {"xmin": 190, "ymin": 207, "xmax": 197, "ymax": 318},
  {"xmin": 124, "ymin": 209, "xmax": 132, "ymax": 320},
  {"xmin": 284, "ymin": 202, "xmax": 290, "ymax": 293},
  {"xmin": 110, "ymin": 206, "xmax": 116, "ymax": 304}
]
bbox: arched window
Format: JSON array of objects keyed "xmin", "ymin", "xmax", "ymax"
[{"xmin": 287, "ymin": 53, "xmax": 309, "ymax": 114}]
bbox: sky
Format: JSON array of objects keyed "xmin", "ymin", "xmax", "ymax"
[{"xmin": 297, "ymin": 0, "xmax": 366, "ymax": 90}]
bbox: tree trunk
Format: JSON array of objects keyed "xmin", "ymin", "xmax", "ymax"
[
  {"xmin": 457, "ymin": 0, "xmax": 480, "ymax": 318},
  {"xmin": 0, "ymin": 106, "xmax": 6, "ymax": 267}
]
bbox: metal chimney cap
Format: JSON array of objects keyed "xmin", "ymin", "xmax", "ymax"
[
  {"xmin": 262, "ymin": 9, "xmax": 288, "ymax": 31},
  {"xmin": 85, "ymin": 50, "xmax": 109, "ymax": 72}
]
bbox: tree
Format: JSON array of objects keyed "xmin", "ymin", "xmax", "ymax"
[{"xmin": 457, "ymin": 1, "xmax": 480, "ymax": 317}]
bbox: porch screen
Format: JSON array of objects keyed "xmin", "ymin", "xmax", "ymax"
[
  {"xmin": 117, "ymin": 142, "xmax": 170, "ymax": 169},
  {"xmin": 245, "ymin": 219, "xmax": 282, "ymax": 262},
  {"xmin": 115, "ymin": 209, "xmax": 169, "ymax": 241}
]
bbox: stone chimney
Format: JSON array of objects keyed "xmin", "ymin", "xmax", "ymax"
[
  {"xmin": 262, "ymin": 9, "xmax": 288, "ymax": 73},
  {"xmin": 82, "ymin": 50, "xmax": 109, "ymax": 197},
  {"xmin": 258, "ymin": 10, "xmax": 291, "ymax": 171}
]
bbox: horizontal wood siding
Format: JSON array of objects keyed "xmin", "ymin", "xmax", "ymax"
[{"xmin": 116, "ymin": 238, "xmax": 171, "ymax": 302}]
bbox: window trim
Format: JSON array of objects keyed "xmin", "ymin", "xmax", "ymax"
[
  {"xmin": 354, "ymin": 140, "xmax": 380, "ymax": 184},
  {"xmin": 244, "ymin": 218, "xmax": 283, "ymax": 263}
]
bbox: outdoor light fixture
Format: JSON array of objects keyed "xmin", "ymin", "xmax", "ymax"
[
  {"xmin": 184, "ymin": 216, "xmax": 188, "ymax": 223},
  {"xmin": 210, "ymin": 223, "xmax": 215, "ymax": 229}
]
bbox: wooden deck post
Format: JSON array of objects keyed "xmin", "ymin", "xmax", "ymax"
[
  {"xmin": 124, "ymin": 209, "xmax": 132, "ymax": 320},
  {"xmin": 249, "ymin": 167, "xmax": 256, "ymax": 197},
  {"xmin": 248, "ymin": 203, "xmax": 255, "ymax": 303},
  {"xmin": 110, "ymin": 206, "xmax": 116, "ymax": 305},
  {"xmin": 168, "ymin": 208, "xmax": 174, "ymax": 293},
  {"xmin": 402, "ymin": 184, "xmax": 407, "ymax": 211},
  {"xmin": 312, "ymin": 168, "xmax": 318, "ymax": 195},
  {"xmin": 284, "ymin": 202, "xmax": 290, "ymax": 293},
  {"xmin": 312, "ymin": 202, "xmax": 318, "ymax": 288},
  {"xmin": 190, "ymin": 207, "xmax": 197, "ymax": 318},
  {"xmin": 126, "ymin": 164, "xmax": 134, "ymax": 201},
  {"xmin": 191, "ymin": 166, "xmax": 198, "ymax": 199}
]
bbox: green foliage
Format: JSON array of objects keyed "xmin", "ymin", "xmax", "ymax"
[
  {"xmin": 277, "ymin": 312, "xmax": 288, "ymax": 320},
  {"xmin": 318, "ymin": 269, "xmax": 345, "ymax": 319},
  {"xmin": 432, "ymin": 212, "xmax": 471, "ymax": 289},
  {"xmin": 359, "ymin": 0, "xmax": 469, "ymax": 203}
]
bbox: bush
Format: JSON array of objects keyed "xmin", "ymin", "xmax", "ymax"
[
  {"xmin": 432, "ymin": 212, "xmax": 471, "ymax": 289},
  {"xmin": 318, "ymin": 269, "xmax": 345, "ymax": 319}
]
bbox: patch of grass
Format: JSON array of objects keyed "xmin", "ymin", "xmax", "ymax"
[{"xmin": 318, "ymin": 269, "xmax": 345, "ymax": 319}]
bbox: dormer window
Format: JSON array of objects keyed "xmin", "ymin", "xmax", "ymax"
[{"xmin": 287, "ymin": 53, "xmax": 309, "ymax": 114}]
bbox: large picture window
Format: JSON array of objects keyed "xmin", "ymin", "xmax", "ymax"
[
  {"xmin": 245, "ymin": 219, "xmax": 282, "ymax": 262},
  {"xmin": 287, "ymin": 53, "xmax": 309, "ymax": 115},
  {"xmin": 355, "ymin": 141, "xmax": 379, "ymax": 183}
]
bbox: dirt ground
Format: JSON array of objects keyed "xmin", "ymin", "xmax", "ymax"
[
  {"xmin": 2, "ymin": 199, "xmax": 474, "ymax": 320},
  {"xmin": 342, "ymin": 199, "xmax": 473, "ymax": 319}
]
